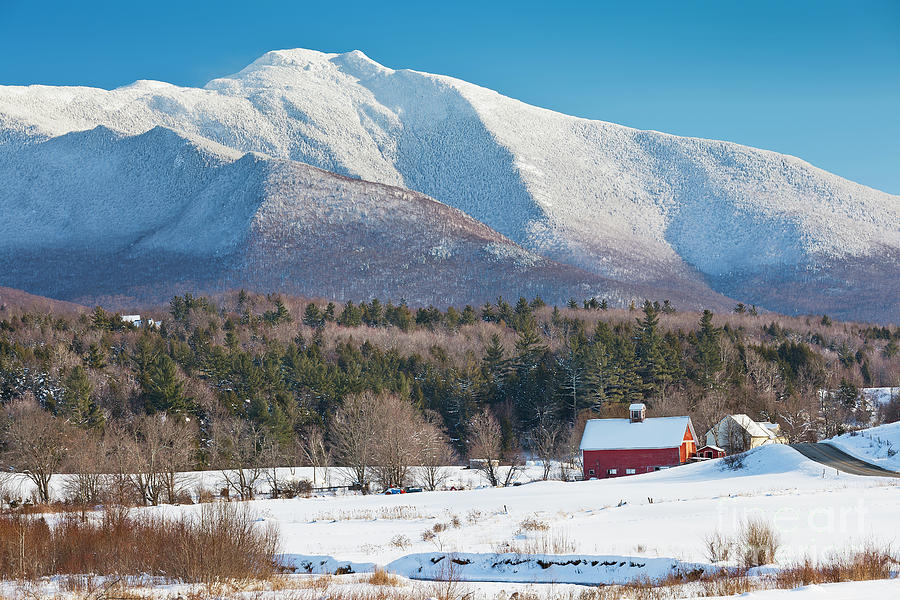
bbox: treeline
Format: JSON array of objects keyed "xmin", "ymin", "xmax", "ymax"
[{"xmin": 0, "ymin": 291, "xmax": 898, "ymax": 500}]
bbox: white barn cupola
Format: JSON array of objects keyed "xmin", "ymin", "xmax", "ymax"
[{"xmin": 629, "ymin": 403, "xmax": 646, "ymax": 423}]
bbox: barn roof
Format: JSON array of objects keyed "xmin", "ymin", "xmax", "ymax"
[{"xmin": 580, "ymin": 416, "xmax": 694, "ymax": 451}]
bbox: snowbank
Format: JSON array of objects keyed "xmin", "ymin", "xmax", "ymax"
[{"xmin": 827, "ymin": 422, "xmax": 900, "ymax": 473}]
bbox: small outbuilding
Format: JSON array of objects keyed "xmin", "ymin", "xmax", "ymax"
[
  {"xmin": 580, "ymin": 403, "xmax": 697, "ymax": 479},
  {"xmin": 694, "ymin": 444, "xmax": 726, "ymax": 460}
]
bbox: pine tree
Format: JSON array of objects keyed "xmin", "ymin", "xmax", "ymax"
[
  {"xmin": 303, "ymin": 303, "xmax": 323, "ymax": 328},
  {"xmin": 460, "ymin": 305, "xmax": 477, "ymax": 325},
  {"xmin": 338, "ymin": 301, "xmax": 363, "ymax": 327},
  {"xmin": 695, "ymin": 310, "xmax": 722, "ymax": 389},
  {"xmin": 143, "ymin": 354, "xmax": 189, "ymax": 414},
  {"xmin": 635, "ymin": 300, "xmax": 666, "ymax": 397},
  {"xmin": 323, "ymin": 302, "xmax": 336, "ymax": 322},
  {"xmin": 63, "ymin": 365, "xmax": 105, "ymax": 429}
]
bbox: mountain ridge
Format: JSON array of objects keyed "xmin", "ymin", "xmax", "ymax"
[{"xmin": 0, "ymin": 48, "xmax": 897, "ymax": 320}]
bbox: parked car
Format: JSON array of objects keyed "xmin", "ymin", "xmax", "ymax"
[
  {"xmin": 404, "ymin": 487, "xmax": 423, "ymax": 493},
  {"xmin": 383, "ymin": 487, "xmax": 405, "ymax": 495}
]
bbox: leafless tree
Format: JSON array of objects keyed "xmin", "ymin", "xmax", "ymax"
[
  {"xmin": 211, "ymin": 416, "xmax": 265, "ymax": 500},
  {"xmin": 300, "ymin": 425, "xmax": 331, "ymax": 487},
  {"xmin": 370, "ymin": 393, "xmax": 428, "ymax": 489},
  {"xmin": 527, "ymin": 418, "xmax": 562, "ymax": 480},
  {"xmin": 467, "ymin": 408, "xmax": 522, "ymax": 487},
  {"xmin": 102, "ymin": 423, "xmax": 140, "ymax": 505},
  {"xmin": 261, "ymin": 434, "xmax": 296, "ymax": 498},
  {"xmin": 330, "ymin": 391, "xmax": 382, "ymax": 491},
  {"xmin": 61, "ymin": 428, "xmax": 108, "ymax": 506},
  {"xmin": 127, "ymin": 414, "xmax": 196, "ymax": 505},
  {"xmin": 415, "ymin": 414, "xmax": 457, "ymax": 491},
  {"xmin": 0, "ymin": 398, "xmax": 72, "ymax": 503}
]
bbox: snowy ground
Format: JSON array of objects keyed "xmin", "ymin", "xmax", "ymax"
[
  {"xmin": 125, "ymin": 445, "xmax": 898, "ymax": 589},
  {"xmin": 4, "ymin": 438, "xmax": 900, "ymax": 597},
  {"xmin": 827, "ymin": 421, "xmax": 900, "ymax": 472}
]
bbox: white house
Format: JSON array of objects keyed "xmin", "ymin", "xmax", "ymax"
[
  {"xmin": 705, "ymin": 414, "xmax": 787, "ymax": 454},
  {"xmin": 120, "ymin": 314, "xmax": 161, "ymax": 328}
]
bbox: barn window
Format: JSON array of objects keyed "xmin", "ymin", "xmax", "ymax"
[
  {"xmin": 607, "ymin": 469, "xmax": 617, "ymax": 475},
  {"xmin": 625, "ymin": 468, "xmax": 636, "ymax": 475},
  {"xmin": 588, "ymin": 469, "xmax": 595, "ymax": 476}
]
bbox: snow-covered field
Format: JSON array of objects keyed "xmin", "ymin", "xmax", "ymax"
[{"xmin": 4, "ymin": 441, "xmax": 900, "ymax": 597}]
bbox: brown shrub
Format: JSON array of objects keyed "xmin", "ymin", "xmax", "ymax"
[
  {"xmin": 739, "ymin": 518, "xmax": 780, "ymax": 568},
  {"xmin": 0, "ymin": 502, "xmax": 279, "ymax": 583},
  {"xmin": 776, "ymin": 545, "xmax": 896, "ymax": 587},
  {"xmin": 366, "ymin": 568, "xmax": 401, "ymax": 586}
]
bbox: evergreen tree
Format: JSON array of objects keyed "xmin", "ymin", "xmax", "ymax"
[
  {"xmin": 63, "ymin": 365, "xmax": 104, "ymax": 429},
  {"xmin": 303, "ymin": 303, "xmax": 323, "ymax": 328},
  {"xmin": 338, "ymin": 301, "xmax": 363, "ymax": 327},
  {"xmin": 695, "ymin": 310, "xmax": 722, "ymax": 388},
  {"xmin": 143, "ymin": 354, "xmax": 189, "ymax": 414},
  {"xmin": 323, "ymin": 302, "xmax": 336, "ymax": 322},
  {"xmin": 635, "ymin": 300, "xmax": 665, "ymax": 396}
]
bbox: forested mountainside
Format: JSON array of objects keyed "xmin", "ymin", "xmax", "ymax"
[
  {"xmin": 1, "ymin": 48, "xmax": 897, "ymax": 320},
  {"xmin": 1, "ymin": 291, "xmax": 897, "ymax": 479}
]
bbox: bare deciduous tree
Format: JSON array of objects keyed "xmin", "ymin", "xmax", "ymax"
[
  {"xmin": 527, "ymin": 419, "xmax": 562, "ymax": 480},
  {"xmin": 0, "ymin": 398, "xmax": 72, "ymax": 503},
  {"xmin": 370, "ymin": 393, "xmax": 428, "ymax": 490},
  {"xmin": 416, "ymin": 415, "xmax": 457, "ymax": 491},
  {"xmin": 300, "ymin": 425, "xmax": 331, "ymax": 488},
  {"xmin": 211, "ymin": 416, "xmax": 264, "ymax": 500},
  {"xmin": 330, "ymin": 391, "xmax": 382, "ymax": 491},
  {"xmin": 62, "ymin": 428, "xmax": 108, "ymax": 506},
  {"xmin": 127, "ymin": 414, "xmax": 197, "ymax": 505},
  {"xmin": 467, "ymin": 408, "xmax": 522, "ymax": 487}
]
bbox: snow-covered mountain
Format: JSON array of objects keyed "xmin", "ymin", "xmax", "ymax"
[
  {"xmin": 1, "ymin": 49, "xmax": 897, "ymax": 319},
  {"xmin": 0, "ymin": 125, "xmax": 683, "ymax": 308}
]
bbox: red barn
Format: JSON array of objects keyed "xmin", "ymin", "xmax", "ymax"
[{"xmin": 580, "ymin": 404, "xmax": 696, "ymax": 479}]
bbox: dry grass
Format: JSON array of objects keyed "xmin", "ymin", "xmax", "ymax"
[
  {"xmin": 366, "ymin": 568, "xmax": 401, "ymax": 587},
  {"xmin": 518, "ymin": 516, "xmax": 551, "ymax": 532},
  {"xmin": 776, "ymin": 545, "xmax": 896, "ymax": 587},
  {"xmin": 0, "ymin": 502, "xmax": 279, "ymax": 583},
  {"xmin": 739, "ymin": 517, "xmax": 780, "ymax": 568},
  {"xmin": 702, "ymin": 530, "xmax": 732, "ymax": 563},
  {"xmin": 494, "ymin": 528, "xmax": 576, "ymax": 555}
]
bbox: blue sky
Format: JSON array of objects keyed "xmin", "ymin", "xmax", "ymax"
[{"xmin": 1, "ymin": 0, "xmax": 898, "ymax": 193}]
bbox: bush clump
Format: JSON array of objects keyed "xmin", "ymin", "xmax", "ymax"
[{"xmin": 0, "ymin": 502, "xmax": 279, "ymax": 583}]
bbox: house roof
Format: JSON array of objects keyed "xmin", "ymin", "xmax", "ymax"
[
  {"xmin": 580, "ymin": 416, "xmax": 694, "ymax": 451},
  {"xmin": 729, "ymin": 414, "xmax": 779, "ymax": 439}
]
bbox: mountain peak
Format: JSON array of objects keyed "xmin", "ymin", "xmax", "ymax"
[{"xmin": 0, "ymin": 48, "xmax": 897, "ymax": 321}]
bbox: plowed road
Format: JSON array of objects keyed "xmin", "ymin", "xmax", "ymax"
[{"xmin": 791, "ymin": 443, "xmax": 900, "ymax": 478}]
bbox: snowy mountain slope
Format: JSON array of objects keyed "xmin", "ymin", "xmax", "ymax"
[
  {"xmin": 0, "ymin": 126, "xmax": 681, "ymax": 308},
  {"xmin": 0, "ymin": 48, "xmax": 897, "ymax": 318}
]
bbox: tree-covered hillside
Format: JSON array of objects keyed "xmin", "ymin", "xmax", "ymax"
[{"xmin": 0, "ymin": 291, "xmax": 897, "ymax": 495}]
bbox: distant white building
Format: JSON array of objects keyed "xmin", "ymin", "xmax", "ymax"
[
  {"xmin": 705, "ymin": 414, "xmax": 787, "ymax": 454},
  {"xmin": 120, "ymin": 314, "xmax": 161, "ymax": 328}
]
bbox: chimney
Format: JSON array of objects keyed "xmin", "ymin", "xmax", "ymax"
[{"xmin": 629, "ymin": 403, "xmax": 646, "ymax": 423}]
